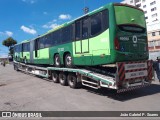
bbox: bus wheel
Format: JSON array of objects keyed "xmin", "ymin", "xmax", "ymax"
[
  {"xmin": 59, "ymin": 72, "xmax": 68, "ymax": 86},
  {"xmin": 54, "ymin": 54, "xmax": 61, "ymax": 67},
  {"xmin": 52, "ymin": 72, "xmax": 59, "ymax": 83},
  {"xmin": 65, "ymin": 53, "xmax": 73, "ymax": 68},
  {"xmin": 67, "ymin": 73, "xmax": 81, "ymax": 88}
]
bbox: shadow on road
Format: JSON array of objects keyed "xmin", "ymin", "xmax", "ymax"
[
  {"xmin": 18, "ymin": 70, "xmax": 160, "ymax": 102},
  {"xmin": 83, "ymin": 84, "xmax": 160, "ymax": 102}
]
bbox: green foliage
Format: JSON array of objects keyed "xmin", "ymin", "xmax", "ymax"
[{"xmin": 2, "ymin": 37, "xmax": 17, "ymax": 48}]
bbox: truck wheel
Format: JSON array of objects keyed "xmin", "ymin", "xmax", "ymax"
[
  {"xmin": 59, "ymin": 72, "xmax": 68, "ymax": 86},
  {"xmin": 67, "ymin": 73, "xmax": 81, "ymax": 88},
  {"xmin": 52, "ymin": 72, "xmax": 59, "ymax": 83},
  {"xmin": 65, "ymin": 53, "xmax": 73, "ymax": 68},
  {"xmin": 54, "ymin": 54, "xmax": 61, "ymax": 67}
]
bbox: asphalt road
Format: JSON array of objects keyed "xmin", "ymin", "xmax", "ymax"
[{"xmin": 0, "ymin": 64, "xmax": 160, "ymax": 119}]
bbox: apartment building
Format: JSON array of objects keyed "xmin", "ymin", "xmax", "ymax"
[{"xmin": 121, "ymin": 0, "xmax": 160, "ymax": 59}]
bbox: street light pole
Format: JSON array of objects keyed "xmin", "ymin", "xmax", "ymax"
[{"xmin": 83, "ymin": 0, "xmax": 89, "ymax": 14}]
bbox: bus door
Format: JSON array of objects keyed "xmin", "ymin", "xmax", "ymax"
[
  {"xmin": 30, "ymin": 40, "xmax": 34, "ymax": 63},
  {"xmin": 81, "ymin": 17, "xmax": 89, "ymax": 53},
  {"xmin": 75, "ymin": 17, "xmax": 89, "ymax": 54}
]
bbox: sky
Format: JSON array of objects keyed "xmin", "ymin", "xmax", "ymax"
[{"xmin": 0, "ymin": 0, "xmax": 121, "ymax": 57}]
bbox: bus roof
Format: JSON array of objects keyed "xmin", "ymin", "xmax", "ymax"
[
  {"xmin": 114, "ymin": 3, "xmax": 144, "ymax": 12},
  {"xmin": 36, "ymin": 3, "xmax": 111, "ymax": 39}
]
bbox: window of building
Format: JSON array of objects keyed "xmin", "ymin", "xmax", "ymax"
[
  {"xmin": 152, "ymin": 13, "xmax": 157, "ymax": 17},
  {"xmin": 152, "ymin": 32, "xmax": 155, "ymax": 36},
  {"xmin": 150, "ymin": 1, "xmax": 156, "ymax": 5},
  {"xmin": 130, "ymin": 0, "xmax": 133, "ymax": 3},
  {"xmin": 144, "ymin": 11, "xmax": 147, "ymax": 14},
  {"xmin": 151, "ymin": 7, "xmax": 157, "ymax": 12},
  {"xmin": 142, "ymin": 0, "xmax": 145, "ymax": 2},
  {"xmin": 148, "ymin": 41, "xmax": 155, "ymax": 47},
  {"xmin": 136, "ymin": 3, "xmax": 141, "ymax": 8},
  {"xmin": 143, "ymin": 5, "xmax": 146, "ymax": 8},
  {"xmin": 159, "ymin": 31, "xmax": 160, "ymax": 35},
  {"xmin": 155, "ymin": 41, "xmax": 160, "ymax": 46},
  {"xmin": 135, "ymin": 0, "xmax": 140, "ymax": 3},
  {"xmin": 152, "ymin": 19, "xmax": 158, "ymax": 22},
  {"xmin": 145, "ymin": 16, "xmax": 148, "ymax": 19}
]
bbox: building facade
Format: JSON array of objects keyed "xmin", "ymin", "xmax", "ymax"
[{"xmin": 121, "ymin": 0, "xmax": 160, "ymax": 59}]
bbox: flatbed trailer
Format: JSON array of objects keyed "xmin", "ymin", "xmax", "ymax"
[{"xmin": 13, "ymin": 60, "xmax": 154, "ymax": 93}]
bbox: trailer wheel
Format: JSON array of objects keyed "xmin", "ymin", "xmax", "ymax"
[
  {"xmin": 54, "ymin": 54, "xmax": 61, "ymax": 67},
  {"xmin": 67, "ymin": 73, "xmax": 81, "ymax": 88},
  {"xmin": 52, "ymin": 72, "xmax": 59, "ymax": 83},
  {"xmin": 59, "ymin": 72, "xmax": 68, "ymax": 86}
]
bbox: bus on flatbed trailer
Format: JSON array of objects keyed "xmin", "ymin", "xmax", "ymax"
[
  {"xmin": 13, "ymin": 3, "xmax": 148, "ymax": 67},
  {"xmin": 13, "ymin": 60, "xmax": 154, "ymax": 93},
  {"xmin": 13, "ymin": 3, "xmax": 153, "ymax": 93}
]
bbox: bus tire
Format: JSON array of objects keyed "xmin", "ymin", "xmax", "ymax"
[
  {"xmin": 52, "ymin": 72, "xmax": 59, "ymax": 83},
  {"xmin": 54, "ymin": 54, "xmax": 61, "ymax": 67},
  {"xmin": 67, "ymin": 73, "xmax": 81, "ymax": 88},
  {"xmin": 65, "ymin": 53, "xmax": 73, "ymax": 68},
  {"xmin": 59, "ymin": 72, "xmax": 68, "ymax": 86}
]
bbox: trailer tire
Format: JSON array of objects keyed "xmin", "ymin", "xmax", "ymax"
[
  {"xmin": 67, "ymin": 73, "xmax": 81, "ymax": 88},
  {"xmin": 52, "ymin": 72, "xmax": 59, "ymax": 83},
  {"xmin": 59, "ymin": 72, "xmax": 68, "ymax": 86}
]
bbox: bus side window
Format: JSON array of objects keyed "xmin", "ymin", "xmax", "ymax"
[
  {"xmin": 102, "ymin": 9, "xmax": 109, "ymax": 31},
  {"xmin": 35, "ymin": 39, "xmax": 38, "ymax": 57},
  {"xmin": 75, "ymin": 21, "xmax": 81, "ymax": 40},
  {"xmin": 82, "ymin": 17, "xmax": 89, "ymax": 39},
  {"xmin": 27, "ymin": 43, "xmax": 30, "ymax": 52},
  {"xmin": 62, "ymin": 25, "xmax": 72, "ymax": 43},
  {"xmin": 91, "ymin": 13, "xmax": 102, "ymax": 36}
]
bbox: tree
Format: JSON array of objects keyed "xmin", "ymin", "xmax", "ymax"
[
  {"xmin": 2, "ymin": 37, "xmax": 17, "ymax": 48},
  {"xmin": 2, "ymin": 37, "xmax": 17, "ymax": 59}
]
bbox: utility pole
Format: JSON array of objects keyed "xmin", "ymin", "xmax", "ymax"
[{"xmin": 83, "ymin": 7, "xmax": 89, "ymax": 14}]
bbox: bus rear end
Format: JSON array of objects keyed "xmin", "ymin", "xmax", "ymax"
[{"xmin": 113, "ymin": 3, "xmax": 148, "ymax": 62}]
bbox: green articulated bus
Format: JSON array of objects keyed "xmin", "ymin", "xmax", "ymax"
[
  {"xmin": 14, "ymin": 40, "xmax": 30, "ymax": 63},
  {"xmin": 14, "ymin": 3, "xmax": 148, "ymax": 67}
]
